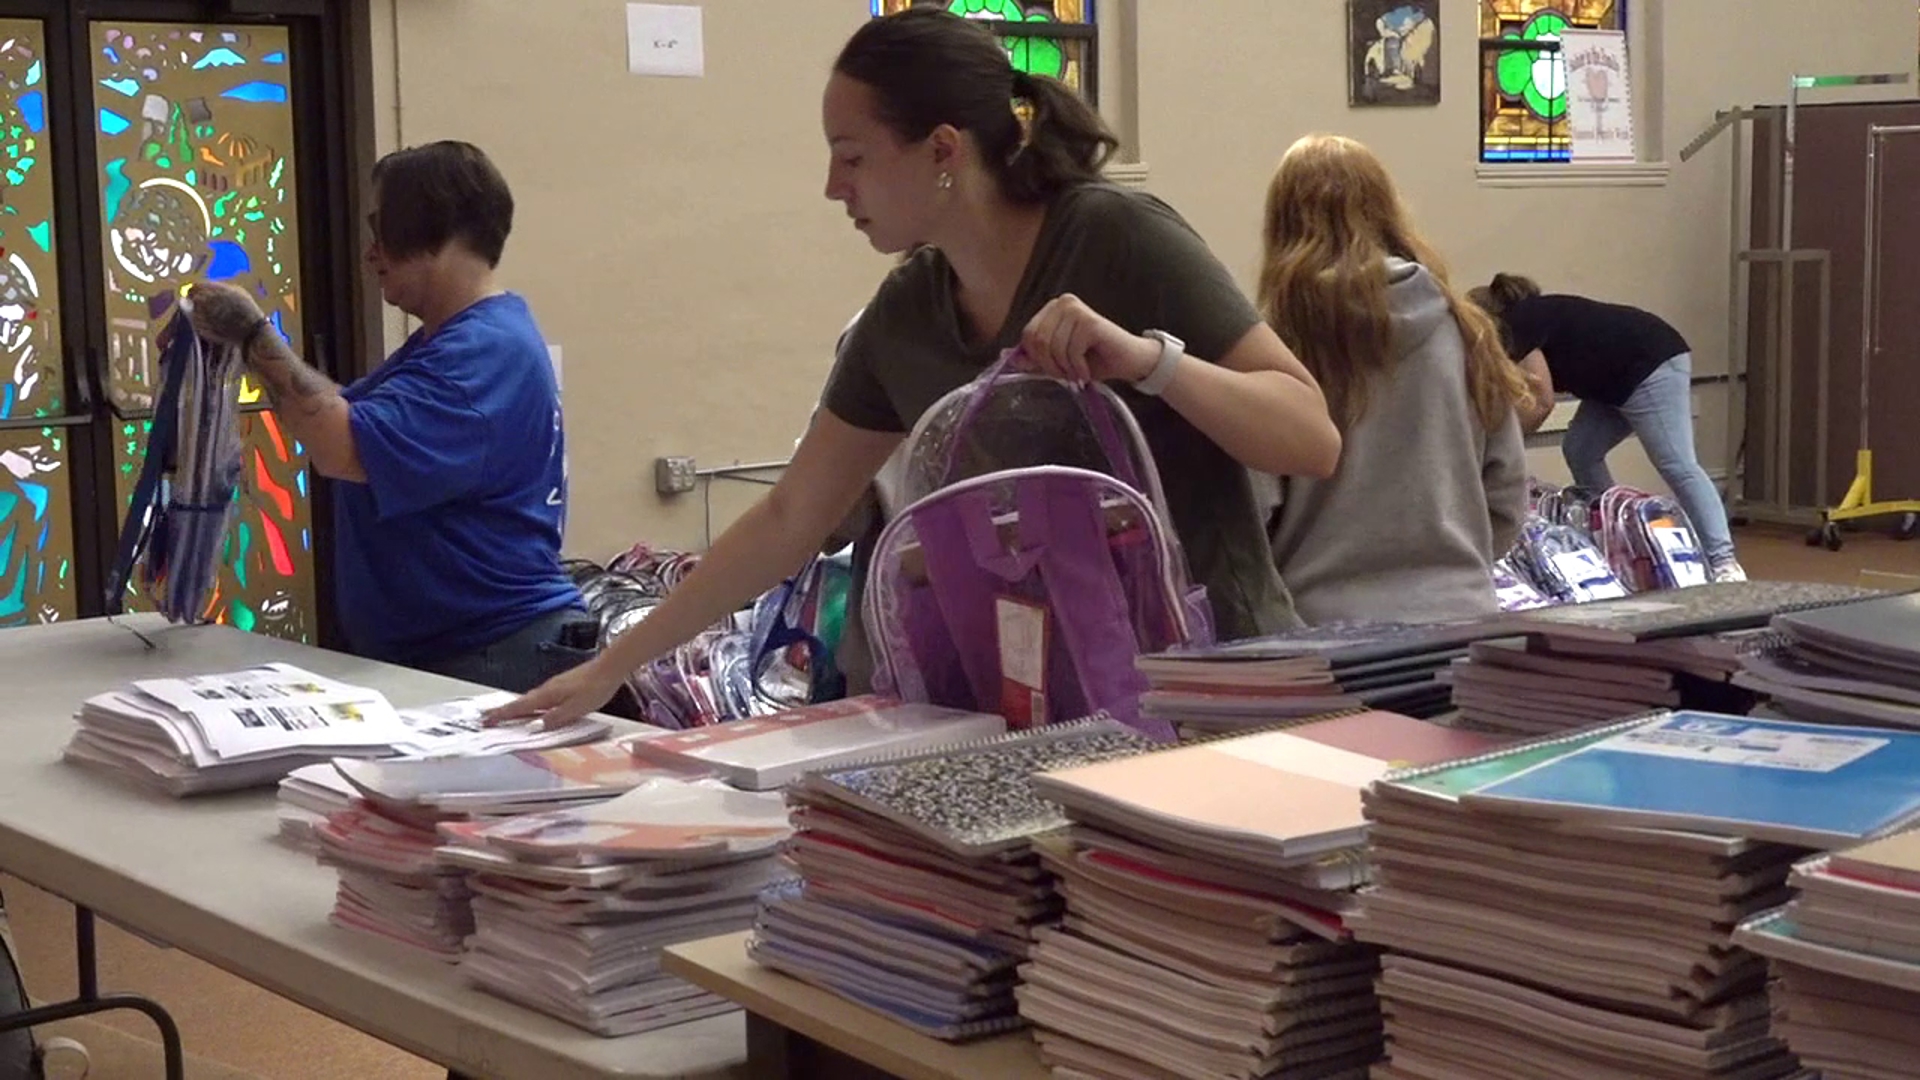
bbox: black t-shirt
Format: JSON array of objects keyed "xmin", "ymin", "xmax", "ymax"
[{"xmin": 1500, "ymin": 293, "xmax": 1689, "ymax": 406}]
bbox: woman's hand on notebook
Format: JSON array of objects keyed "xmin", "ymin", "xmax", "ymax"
[{"xmin": 483, "ymin": 656, "xmax": 627, "ymax": 731}]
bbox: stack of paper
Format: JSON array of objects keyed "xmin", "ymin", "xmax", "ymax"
[
  {"xmin": 1016, "ymin": 711, "xmax": 1508, "ymax": 1078},
  {"xmin": 1734, "ymin": 592, "xmax": 1920, "ymax": 730},
  {"xmin": 439, "ymin": 778, "xmax": 793, "ymax": 1036},
  {"xmin": 1135, "ymin": 621, "xmax": 1506, "ymax": 735},
  {"xmin": 1735, "ymin": 832, "xmax": 1920, "ymax": 1079},
  {"xmin": 749, "ymin": 718, "xmax": 1161, "ymax": 1040},
  {"xmin": 314, "ymin": 743, "xmax": 696, "ymax": 964},
  {"xmin": 1443, "ymin": 582, "xmax": 1887, "ymax": 735},
  {"xmin": 1358, "ymin": 710, "xmax": 1920, "ymax": 1078},
  {"xmin": 62, "ymin": 671, "xmax": 612, "ymax": 795}
]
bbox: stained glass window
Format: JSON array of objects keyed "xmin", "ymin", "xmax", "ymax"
[
  {"xmin": 0, "ymin": 426, "xmax": 75, "ymax": 626},
  {"xmin": 93, "ymin": 23, "xmax": 316, "ymax": 641},
  {"xmin": 871, "ymin": 1, "xmax": 1098, "ymax": 102},
  {"xmin": 0, "ymin": 22, "xmax": 61, "ymax": 423},
  {"xmin": 0, "ymin": 20, "xmax": 76, "ymax": 628},
  {"xmin": 1479, "ymin": 1, "xmax": 1624, "ymax": 162}
]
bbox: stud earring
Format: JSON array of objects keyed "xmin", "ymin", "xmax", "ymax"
[{"xmin": 937, "ymin": 172, "xmax": 954, "ymax": 190}]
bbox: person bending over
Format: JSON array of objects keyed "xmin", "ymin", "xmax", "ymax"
[
  {"xmin": 1256, "ymin": 134, "xmax": 1528, "ymax": 624},
  {"xmin": 491, "ymin": 7, "xmax": 1340, "ymax": 728},
  {"xmin": 187, "ymin": 140, "xmax": 589, "ymax": 691},
  {"xmin": 1471, "ymin": 273, "xmax": 1745, "ymax": 583}
]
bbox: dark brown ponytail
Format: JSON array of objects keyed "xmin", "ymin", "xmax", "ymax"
[{"xmin": 835, "ymin": 9, "xmax": 1116, "ymax": 205}]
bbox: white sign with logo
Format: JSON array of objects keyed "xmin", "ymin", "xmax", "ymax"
[{"xmin": 1561, "ymin": 29, "xmax": 1634, "ymax": 163}]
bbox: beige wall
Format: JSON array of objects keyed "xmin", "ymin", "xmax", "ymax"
[{"xmin": 365, "ymin": 0, "xmax": 1919, "ymax": 557}]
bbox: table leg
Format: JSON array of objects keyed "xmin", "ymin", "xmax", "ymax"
[
  {"xmin": 0, "ymin": 903, "xmax": 188, "ymax": 1080},
  {"xmin": 744, "ymin": 1012, "xmax": 900, "ymax": 1080}
]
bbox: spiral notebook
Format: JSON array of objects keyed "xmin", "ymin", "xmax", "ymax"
[
  {"xmin": 789, "ymin": 715, "xmax": 1163, "ymax": 858},
  {"xmin": 1028, "ymin": 709, "xmax": 1506, "ymax": 869},
  {"xmin": 1458, "ymin": 711, "xmax": 1920, "ymax": 848}
]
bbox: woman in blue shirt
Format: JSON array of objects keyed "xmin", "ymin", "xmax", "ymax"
[{"xmin": 187, "ymin": 140, "xmax": 589, "ymax": 691}]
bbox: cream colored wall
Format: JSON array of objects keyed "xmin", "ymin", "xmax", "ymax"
[{"xmin": 365, "ymin": 0, "xmax": 1919, "ymax": 556}]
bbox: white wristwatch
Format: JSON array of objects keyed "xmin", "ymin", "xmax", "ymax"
[{"xmin": 1133, "ymin": 329, "xmax": 1185, "ymax": 397}]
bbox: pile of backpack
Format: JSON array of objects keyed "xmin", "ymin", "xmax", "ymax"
[
  {"xmin": 1498, "ymin": 481, "xmax": 1710, "ymax": 609},
  {"xmin": 565, "ymin": 544, "xmax": 852, "ymax": 728}
]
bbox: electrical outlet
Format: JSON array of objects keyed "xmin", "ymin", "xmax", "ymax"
[{"xmin": 654, "ymin": 456, "xmax": 697, "ymax": 496}]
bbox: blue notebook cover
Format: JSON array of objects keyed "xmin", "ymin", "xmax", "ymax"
[{"xmin": 1458, "ymin": 711, "xmax": 1920, "ymax": 848}]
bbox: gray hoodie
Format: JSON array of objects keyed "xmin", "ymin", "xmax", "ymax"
[{"xmin": 1259, "ymin": 258, "xmax": 1527, "ymax": 625}]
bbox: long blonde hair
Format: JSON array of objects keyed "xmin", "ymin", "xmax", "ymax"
[{"xmin": 1256, "ymin": 134, "xmax": 1527, "ymax": 432}]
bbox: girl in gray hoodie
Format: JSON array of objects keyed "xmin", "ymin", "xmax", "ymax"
[{"xmin": 1255, "ymin": 134, "xmax": 1529, "ymax": 625}]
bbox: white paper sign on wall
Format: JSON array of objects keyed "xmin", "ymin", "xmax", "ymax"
[
  {"xmin": 1561, "ymin": 28, "xmax": 1634, "ymax": 163},
  {"xmin": 627, "ymin": 3, "xmax": 704, "ymax": 78}
]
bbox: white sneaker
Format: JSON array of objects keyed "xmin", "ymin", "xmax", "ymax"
[{"xmin": 1709, "ymin": 558, "xmax": 1748, "ymax": 584}]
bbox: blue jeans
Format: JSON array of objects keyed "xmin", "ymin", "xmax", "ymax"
[
  {"xmin": 409, "ymin": 606, "xmax": 597, "ymax": 694},
  {"xmin": 1562, "ymin": 352, "xmax": 1736, "ymax": 562}
]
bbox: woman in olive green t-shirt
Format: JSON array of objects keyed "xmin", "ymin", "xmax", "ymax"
[{"xmin": 492, "ymin": 7, "xmax": 1341, "ymax": 729}]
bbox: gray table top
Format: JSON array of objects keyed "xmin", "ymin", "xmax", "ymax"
[{"xmin": 0, "ymin": 614, "xmax": 743, "ymax": 1080}]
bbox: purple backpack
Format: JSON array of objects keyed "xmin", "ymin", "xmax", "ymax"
[{"xmin": 863, "ymin": 352, "xmax": 1212, "ymax": 742}]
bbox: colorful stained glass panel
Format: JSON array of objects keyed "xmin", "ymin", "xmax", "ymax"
[
  {"xmin": 0, "ymin": 20, "xmax": 64, "ymax": 422},
  {"xmin": 0, "ymin": 425, "xmax": 74, "ymax": 626},
  {"xmin": 94, "ymin": 21, "xmax": 313, "ymax": 640},
  {"xmin": 1479, "ymin": 1, "xmax": 1623, "ymax": 162},
  {"xmin": 872, "ymin": 0, "xmax": 1094, "ymax": 95}
]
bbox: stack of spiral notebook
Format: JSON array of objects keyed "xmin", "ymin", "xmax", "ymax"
[
  {"xmin": 1735, "ymin": 831, "xmax": 1920, "ymax": 1079},
  {"xmin": 1015, "ymin": 710, "xmax": 1507, "ymax": 1079},
  {"xmin": 311, "ymin": 743, "xmax": 698, "ymax": 965},
  {"xmin": 1442, "ymin": 581, "xmax": 1889, "ymax": 735},
  {"xmin": 1133, "ymin": 621, "xmax": 1508, "ymax": 735},
  {"xmin": 1355, "ymin": 714, "xmax": 1811, "ymax": 1079},
  {"xmin": 748, "ymin": 717, "xmax": 1161, "ymax": 1040},
  {"xmin": 439, "ymin": 776, "xmax": 793, "ymax": 1036},
  {"xmin": 1734, "ymin": 591, "xmax": 1920, "ymax": 730}
]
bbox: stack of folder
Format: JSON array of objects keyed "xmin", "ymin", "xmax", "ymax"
[
  {"xmin": 1134, "ymin": 622, "xmax": 1502, "ymax": 736},
  {"xmin": 440, "ymin": 777, "xmax": 793, "ymax": 1035},
  {"xmin": 1356, "ymin": 716, "xmax": 1808, "ymax": 1079},
  {"xmin": 1443, "ymin": 581, "xmax": 1885, "ymax": 734},
  {"xmin": 1016, "ymin": 710, "xmax": 1505, "ymax": 1078},
  {"xmin": 1735, "ymin": 591, "xmax": 1920, "ymax": 730},
  {"xmin": 1734, "ymin": 831, "xmax": 1920, "ymax": 1079},
  {"xmin": 1363, "ymin": 709, "xmax": 1920, "ymax": 1078},
  {"xmin": 749, "ymin": 718, "xmax": 1160, "ymax": 1040}
]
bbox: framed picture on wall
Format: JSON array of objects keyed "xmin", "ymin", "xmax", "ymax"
[{"xmin": 1349, "ymin": 0, "xmax": 1441, "ymax": 107}]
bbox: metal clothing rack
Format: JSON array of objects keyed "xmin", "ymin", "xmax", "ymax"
[
  {"xmin": 0, "ymin": 907, "xmax": 186, "ymax": 1080},
  {"xmin": 1678, "ymin": 70, "xmax": 1911, "ymax": 529}
]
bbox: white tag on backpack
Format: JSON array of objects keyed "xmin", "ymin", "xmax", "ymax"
[{"xmin": 996, "ymin": 596, "xmax": 1048, "ymax": 729}]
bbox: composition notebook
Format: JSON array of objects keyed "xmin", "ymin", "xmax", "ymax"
[
  {"xmin": 1457, "ymin": 711, "xmax": 1920, "ymax": 848},
  {"xmin": 791, "ymin": 715, "xmax": 1163, "ymax": 858}
]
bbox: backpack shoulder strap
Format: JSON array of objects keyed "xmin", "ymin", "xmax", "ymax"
[{"xmin": 102, "ymin": 310, "xmax": 197, "ymax": 614}]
